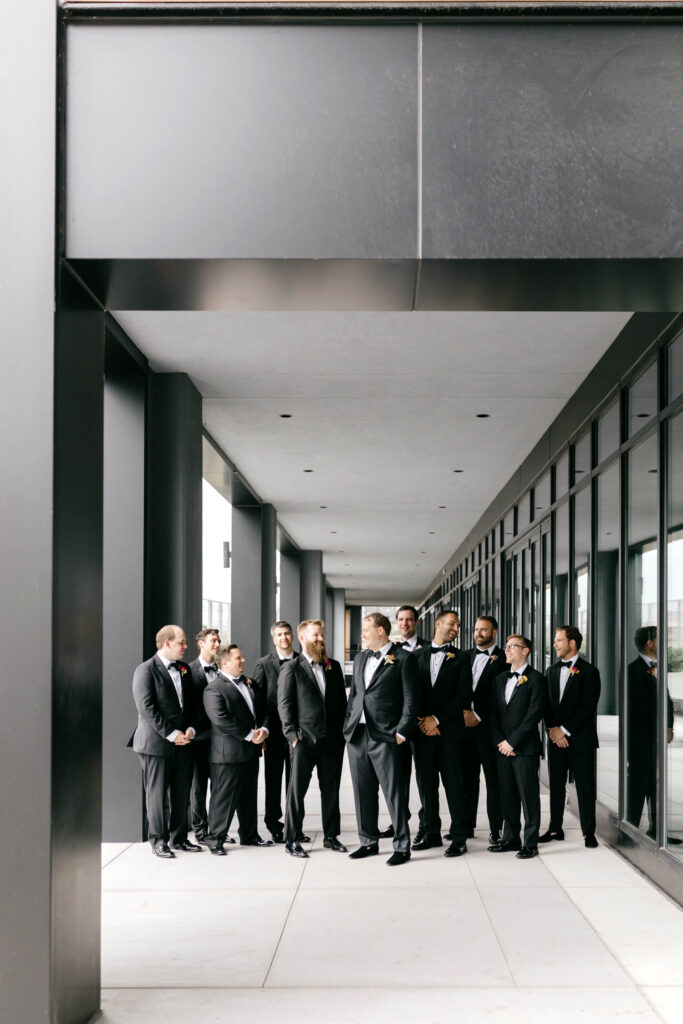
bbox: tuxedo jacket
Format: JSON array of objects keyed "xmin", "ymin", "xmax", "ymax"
[
  {"xmin": 490, "ymin": 666, "xmax": 546, "ymax": 756},
  {"xmin": 188, "ymin": 657, "xmax": 214, "ymax": 741},
  {"xmin": 252, "ymin": 650, "xmax": 299, "ymax": 744},
  {"xmin": 277, "ymin": 656, "xmax": 347, "ymax": 747},
  {"xmin": 343, "ymin": 644, "xmax": 418, "ymax": 744},
  {"xmin": 203, "ymin": 673, "xmax": 267, "ymax": 764},
  {"xmin": 544, "ymin": 657, "xmax": 601, "ymax": 752},
  {"xmin": 465, "ymin": 646, "xmax": 507, "ymax": 724},
  {"xmin": 132, "ymin": 653, "xmax": 198, "ymax": 757},
  {"xmin": 411, "ymin": 645, "xmax": 471, "ymax": 732},
  {"xmin": 627, "ymin": 657, "xmax": 674, "ymax": 768},
  {"xmin": 400, "ymin": 635, "xmax": 430, "ymax": 653}
]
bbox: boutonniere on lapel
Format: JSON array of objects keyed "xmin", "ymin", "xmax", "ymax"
[
  {"xmin": 647, "ymin": 664, "xmax": 656, "ymax": 677},
  {"xmin": 568, "ymin": 666, "xmax": 580, "ymax": 677},
  {"xmin": 245, "ymin": 677, "xmax": 253, "ymax": 688},
  {"xmin": 445, "ymin": 652, "xmax": 456, "ymax": 660},
  {"xmin": 415, "ymin": 645, "xmax": 422, "ymax": 650},
  {"xmin": 324, "ymin": 661, "xmax": 332, "ymax": 672},
  {"xmin": 384, "ymin": 654, "xmax": 396, "ymax": 665},
  {"xmin": 489, "ymin": 655, "xmax": 498, "ymax": 662},
  {"xmin": 179, "ymin": 665, "xmax": 188, "ymax": 676},
  {"xmin": 516, "ymin": 674, "xmax": 528, "ymax": 688}
]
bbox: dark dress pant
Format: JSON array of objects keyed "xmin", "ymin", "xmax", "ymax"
[
  {"xmin": 189, "ymin": 737, "xmax": 211, "ymax": 839},
  {"xmin": 498, "ymin": 752, "xmax": 540, "ymax": 849},
  {"xmin": 347, "ymin": 725, "xmax": 410, "ymax": 852},
  {"xmin": 138, "ymin": 746, "xmax": 193, "ymax": 847},
  {"xmin": 207, "ymin": 758, "xmax": 259, "ymax": 847},
  {"xmin": 462, "ymin": 725, "xmax": 503, "ymax": 835},
  {"xmin": 547, "ymin": 742, "xmax": 597, "ymax": 836},
  {"xmin": 413, "ymin": 731, "xmax": 468, "ymax": 844},
  {"xmin": 263, "ymin": 735, "xmax": 291, "ymax": 835},
  {"xmin": 284, "ymin": 738, "xmax": 344, "ymax": 842}
]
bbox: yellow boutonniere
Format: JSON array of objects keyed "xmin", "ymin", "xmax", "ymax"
[
  {"xmin": 446, "ymin": 652, "xmax": 456, "ymax": 660},
  {"xmin": 490, "ymin": 655, "xmax": 498, "ymax": 662},
  {"xmin": 569, "ymin": 666, "xmax": 580, "ymax": 677},
  {"xmin": 384, "ymin": 654, "xmax": 396, "ymax": 665},
  {"xmin": 324, "ymin": 661, "xmax": 332, "ymax": 672},
  {"xmin": 516, "ymin": 674, "xmax": 528, "ymax": 687}
]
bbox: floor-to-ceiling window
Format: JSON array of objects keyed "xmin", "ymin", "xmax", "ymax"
[{"xmin": 202, "ymin": 439, "xmax": 233, "ymax": 639}]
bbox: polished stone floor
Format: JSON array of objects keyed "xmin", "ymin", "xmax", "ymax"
[{"xmin": 100, "ymin": 762, "xmax": 683, "ymax": 1024}]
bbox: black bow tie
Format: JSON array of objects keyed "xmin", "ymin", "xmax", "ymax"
[
  {"xmin": 476, "ymin": 650, "xmax": 489, "ymax": 657},
  {"xmin": 280, "ymin": 657, "xmax": 292, "ymax": 662},
  {"xmin": 560, "ymin": 661, "xmax": 573, "ymax": 668},
  {"xmin": 204, "ymin": 664, "xmax": 217, "ymax": 673},
  {"xmin": 431, "ymin": 646, "xmax": 448, "ymax": 655},
  {"xmin": 369, "ymin": 650, "xmax": 382, "ymax": 660},
  {"xmin": 234, "ymin": 674, "xmax": 248, "ymax": 685},
  {"xmin": 507, "ymin": 671, "xmax": 519, "ymax": 679}
]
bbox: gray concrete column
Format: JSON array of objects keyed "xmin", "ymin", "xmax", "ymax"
[
  {"xmin": 331, "ymin": 588, "xmax": 347, "ymax": 667},
  {"xmin": 349, "ymin": 606, "xmax": 363, "ymax": 655},
  {"xmin": 325, "ymin": 587, "xmax": 335, "ymax": 652},
  {"xmin": 145, "ymin": 373, "xmax": 203, "ymax": 651},
  {"xmin": 300, "ymin": 550, "xmax": 324, "ymax": 621},
  {"xmin": 279, "ymin": 550, "xmax": 301, "ymax": 636},
  {"xmin": 232, "ymin": 505, "xmax": 262, "ymax": 666},
  {"xmin": 261, "ymin": 503, "xmax": 277, "ymax": 654}
]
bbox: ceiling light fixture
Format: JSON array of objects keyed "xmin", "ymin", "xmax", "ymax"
[
  {"xmin": 303, "ymin": 469, "xmax": 314, "ymax": 473},
  {"xmin": 476, "ymin": 413, "xmax": 490, "ymax": 419},
  {"xmin": 319, "ymin": 505, "xmax": 327, "ymax": 509},
  {"xmin": 453, "ymin": 469, "xmax": 463, "ymax": 473},
  {"xmin": 280, "ymin": 413, "xmax": 292, "ymax": 419}
]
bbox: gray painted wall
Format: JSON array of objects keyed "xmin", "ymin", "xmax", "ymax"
[{"xmin": 232, "ymin": 505, "xmax": 263, "ymax": 666}]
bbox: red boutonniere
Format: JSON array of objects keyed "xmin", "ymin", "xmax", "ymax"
[
  {"xmin": 516, "ymin": 674, "xmax": 528, "ymax": 688},
  {"xmin": 245, "ymin": 677, "xmax": 253, "ymax": 688},
  {"xmin": 647, "ymin": 665, "xmax": 656, "ymax": 677},
  {"xmin": 179, "ymin": 665, "xmax": 188, "ymax": 676},
  {"xmin": 324, "ymin": 661, "xmax": 332, "ymax": 672},
  {"xmin": 569, "ymin": 666, "xmax": 580, "ymax": 677},
  {"xmin": 384, "ymin": 654, "xmax": 396, "ymax": 665}
]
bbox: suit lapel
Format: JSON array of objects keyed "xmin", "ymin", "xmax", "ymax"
[
  {"xmin": 365, "ymin": 645, "xmax": 397, "ymax": 691},
  {"xmin": 300, "ymin": 656, "xmax": 325, "ymax": 703},
  {"xmin": 154, "ymin": 654, "xmax": 182, "ymax": 712}
]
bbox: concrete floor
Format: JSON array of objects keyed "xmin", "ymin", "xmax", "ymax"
[{"xmin": 100, "ymin": 761, "xmax": 683, "ymax": 1024}]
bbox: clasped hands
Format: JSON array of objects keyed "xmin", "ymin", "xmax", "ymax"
[
  {"xmin": 548, "ymin": 726, "xmax": 569, "ymax": 748},
  {"xmin": 173, "ymin": 731, "xmax": 193, "ymax": 746},
  {"xmin": 418, "ymin": 715, "xmax": 440, "ymax": 737},
  {"xmin": 497, "ymin": 739, "xmax": 515, "ymax": 757},
  {"xmin": 251, "ymin": 727, "xmax": 268, "ymax": 745}
]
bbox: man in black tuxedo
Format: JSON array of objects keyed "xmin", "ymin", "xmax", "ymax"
[
  {"xmin": 462, "ymin": 615, "xmax": 505, "ymax": 844},
  {"xmin": 344, "ymin": 612, "xmax": 418, "ymax": 866},
  {"xmin": 411, "ymin": 609, "xmax": 471, "ymax": 857},
  {"xmin": 131, "ymin": 624, "xmax": 201, "ymax": 858},
  {"xmin": 488, "ymin": 634, "xmax": 545, "ymax": 859},
  {"xmin": 187, "ymin": 627, "xmax": 221, "ymax": 845},
  {"xmin": 278, "ymin": 619, "xmax": 348, "ymax": 858},
  {"xmin": 540, "ymin": 625, "xmax": 601, "ymax": 849},
  {"xmin": 626, "ymin": 626, "xmax": 677, "ymax": 840},
  {"xmin": 378, "ymin": 604, "xmax": 429, "ymax": 840},
  {"xmin": 252, "ymin": 620, "xmax": 298, "ymax": 843},
  {"xmin": 203, "ymin": 644, "xmax": 273, "ymax": 855}
]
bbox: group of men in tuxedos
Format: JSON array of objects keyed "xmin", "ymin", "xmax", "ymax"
[{"xmin": 131, "ymin": 610, "xmax": 604, "ymax": 863}]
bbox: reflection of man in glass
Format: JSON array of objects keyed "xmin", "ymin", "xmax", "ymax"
[{"xmin": 626, "ymin": 626, "xmax": 674, "ymax": 838}]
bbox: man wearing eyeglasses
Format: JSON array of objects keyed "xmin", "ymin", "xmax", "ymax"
[{"xmin": 488, "ymin": 634, "xmax": 546, "ymax": 859}]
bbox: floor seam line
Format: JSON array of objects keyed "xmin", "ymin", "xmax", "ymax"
[
  {"xmin": 464, "ymin": 853, "xmax": 517, "ymax": 987},
  {"xmin": 260, "ymin": 842, "xmax": 311, "ymax": 988}
]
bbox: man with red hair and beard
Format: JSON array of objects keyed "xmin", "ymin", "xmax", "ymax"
[{"xmin": 278, "ymin": 619, "xmax": 348, "ymax": 858}]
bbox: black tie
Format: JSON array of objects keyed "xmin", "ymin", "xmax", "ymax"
[
  {"xmin": 281, "ymin": 657, "xmax": 292, "ymax": 663},
  {"xmin": 205, "ymin": 664, "xmax": 217, "ymax": 674},
  {"xmin": 369, "ymin": 650, "xmax": 382, "ymax": 660},
  {"xmin": 431, "ymin": 646, "xmax": 447, "ymax": 655},
  {"xmin": 560, "ymin": 661, "xmax": 573, "ymax": 668},
  {"xmin": 507, "ymin": 671, "xmax": 519, "ymax": 679},
  {"xmin": 235, "ymin": 674, "xmax": 247, "ymax": 685}
]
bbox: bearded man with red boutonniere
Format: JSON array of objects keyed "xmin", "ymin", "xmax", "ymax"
[
  {"xmin": 540, "ymin": 626, "xmax": 601, "ymax": 850},
  {"xmin": 488, "ymin": 634, "xmax": 546, "ymax": 860}
]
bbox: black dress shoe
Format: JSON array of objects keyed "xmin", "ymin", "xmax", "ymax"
[
  {"xmin": 442, "ymin": 832, "xmax": 452, "ymax": 841},
  {"xmin": 348, "ymin": 844, "xmax": 379, "ymax": 859},
  {"xmin": 242, "ymin": 836, "xmax": 274, "ymax": 847},
  {"xmin": 488, "ymin": 839, "xmax": 522, "ymax": 852},
  {"xmin": 444, "ymin": 841, "xmax": 467, "ymax": 858},
  {"xmin": 538, "ymin": 829, "xmax": 564, "ymax": 843},
  {"xmin": 488, "ymin": 831, "xmax": 502, "ymax": 845},
  {"xmin": 584, "ymin": 834, "xmax": 598, "ymax": 848},
  {"xmin": 194, "ymin": 834, "xmax": 209, "ymax": 846},
  {"xmin": 225, "ymin": 834, "xmax": 236, "ymax": 845},
  {"xmin": 516, "ymin": 847, "xmax": 539, "ymax": 859},
  {"xmin": 172, "ymin": 840, "xmax": 202, "ymax": 852},
  {"xmin": 411, "ymin": 835, "xmax": 442, "ymax": 851},
  {"xmin": 209, "ymin": 845, "xmax": 227, "ymax": 856},
  {"xmin": 296, "ymin": 833, "xmax": 311, "ymax": 843},
  {"xmin": 285, "ymin": 841, "xmax": 309, "ymax": 858},
  {"xmin": 270, "ymin": 832, "xmax": 285, "ymax": 844},
  {"xmin": 386, "ymin": 850, "xmax": 411, "ymax": 866},
  {"xmin": 378, "ymin": 825, "xmax": 395, "ymax": 839},
  {"xmin": 152, "ymin": 843, "xmax": 175, "ymax": 859},
  {"xmin": 323, "ymin": 836, "xmax": 348, "ymax": 853}
]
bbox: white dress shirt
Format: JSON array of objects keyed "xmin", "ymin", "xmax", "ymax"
[
  {"xmin": 221, "ymin": 671, "xmax": 268, "ymax": 743},
  {"xmin": 505, "ymin": 662, "xmax": 529, "ymax": 704},
  {"xmin": 401, "ymin": 633, "xmax": 420, "ymax": 652},
  {"xmin": 470, "ymin": 645, "xmax": 496, "ymax": 722},
  {"xmin": 158, "ymin": 653, "xmax": 196, "ymax": 743},
  {"xmin": 361, "ymin": 643, "xmax": 398, "ymax": 733},
  {"xmin": 429, "ymin": 643, "xmax": 449, "ymax": 686},
  {"xmin": 558, "ymin": 654, "xmax": 579, "ymax": 735},
  {"xmin": 304, "ymin": 653, "xmax": 326, "ymax": 697}
]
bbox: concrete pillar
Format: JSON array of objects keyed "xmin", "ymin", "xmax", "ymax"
[
  {"xmin": 261, "ymin": 503, "xmax": 277, "ymax": 654},
  {"xmin": 300, "ymin": 550, "xmax": 324, "ymax": 620},
  {"xmin": 331, "ymin": 588, "xmax": 347, "ymax": 667},
  {"xmin": 349, "ymin": 606, "xmax": 362, "ymax": 656},
  {"xmin": 280, "ymin": 550, "xmax": 301, "ymax": 637},
  {"xmin": 232, "ymin": 505, "xmax": 262, "ymax": 666}
]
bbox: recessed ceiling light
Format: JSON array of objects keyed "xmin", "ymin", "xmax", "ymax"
[
  {"xmin": 636, "ymin": 413, "xmax": 649, "ymax": 419},
  {"xmin": 420, "ymin": 551, "xmax": 426, "ymax": 554},
  {"xmin": 415, "ymin": 563, "xmax": 421, "ymax": 567},
  {"xmin": 648, "ymin": 469, "xmax": 657, "ymax": 474},
  {"xmin": 476, "ymin": 413, "xmax": 490, "ymax": 419},
  {"xmin": 429, "ymin": 531, "xmax": 435, "ymax": 535},
  {"xmin": 331, "ymin": 530, "xmax": 337, "ymax": 534},
  {"xmin": 453, "ymin": 469, "xmax": 464, "ymax": 473},
  {"xmin": 319, "ymin": 505, "xmax": 327, "ymax": 509},
  {"xmin": 280, "ymin": 413, "xmax": 292, "ymax": 419},
  {"xmin": 303, "ymin": 469, "xmax": 314, "ymax": 473},
  {"xmin": 438, "ymin": 505, "xmax": 446, "ymax": 509}
]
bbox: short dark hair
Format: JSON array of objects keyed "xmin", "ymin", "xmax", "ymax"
[
  {"xmin": 364, "ymin": 611, "xmax": 392, "ymax": 636},
  {"xmin": 634, "ymin": 625, "xmax": 657, "ymax": 653},
  {"xmin": 216, "ymin": 642, "xmax": 240, "ymax": 665},
  {"xmin": 396, "ymin": 605, "xmax": 418, "ymax": 619},
  {"xmin": 507, "ymin": 633, "xmax": 532, "ymax": 652},
  {"xmin": 476, "ymin": 615, "xmax": 498, "ymax": 631},
  {"xmin": 271, "ymin": 620, "xmax": 293, "ymax": 634},
  {"xmin": 436, "ymin": 608, "xmax": 459, "ymax": 623},
  {"xmin": 196, "ymin": 627, "xmax": 220, "ymax": 646},
  {"xmin": 557, "ymin": 624, "xmax": 582, "ymax": 650}
]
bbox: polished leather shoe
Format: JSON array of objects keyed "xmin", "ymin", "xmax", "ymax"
[
  {"xmin": 209, "ymin": 845, "xmax": 227, "ymax": 856},
  {"xmin": 172, "ymin": 840, "xmax": 202, "ymax": 852},
  {"xmin": 516, "ymin": 847, "xmax": 539, "ymax": 859},
  {"xmin": 488, "ymin": 831, "xmax": 502, "ymax": 845},
  {"xmin": 442, "ymin": 831, "xmax": 452, "ymax": 841},
  {"xmin": 225, "ymin": 834, "xmax": 236, "ymax": 845},
  {"xmin": 152, "ymin": 843, "xmax": 175, "ymax": 859},
  {"xmin": 242, "ymin": 836, "xmax": 274, "ymax": 847},
  {"xmin": 270, "ymin": 832, "xmax": 285, "ymax": 844},
  {"xmin": 285, "ymin": 841, "xmax": 308, "ymax": 858},
  {"xmin": 296, "ymin": 833, "xmax": 311, "ymax": 843},
  {"xmin": 348, "ymin": 844, "xmax": 379, "ymax": 859},
  {"xmin": 378, "ymin": 825, "xmax": 395, "ymax": 839},
  {"xmin": 444, "ymin": 841, "xmax": 467, "ymax": 858},
  {"xmin": 584, "ymin": 834, "xmax": 598, "ymax": 848},
  {"xmin": 386, "ymin": 850, "xmax": 411, "ymax": 866},
  {"xmin": 411, "ymin": 835, "xmax": 442, "ymax": 851},
  {"xmin": 488, "ymin": 839, "xmax": 522, "ymax": 852},
  {"xmin": 538, "ymin": 829, "xmax": 564, "ymax": 843},
  {"xmin": 323, "ymin": 836, "xmax": 348, "ymax": 853}
]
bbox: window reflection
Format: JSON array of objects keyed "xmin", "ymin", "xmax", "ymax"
[
  {"xmin": 573, "ymin": 430, "xmax": 591, "ymax": 486},
  {"xmin": 626, "ymin": 432, "xmax": 658, "ymax": 835},
  {"xmin": 628, "ymin": 362, "xmax": 657, "ymax": 438},
  {"xmin": 554, "ymin": 502, "xmax": 569, "ymax": 626},
  {"xmin": 666, "ymin": 414, "xmax": 683, "ymax": 852},
  {"xmin": 574, "ymin": 485, "xmax": 591, "ymax": 654},
  {"xmin": 598, "ymin": 400, "xmax": 620, "ymax": 464},
  {"xmin": 595, "ymin": 461, "xmax": 620, "ymax": 813},
  {"xmin": 667, "ymin": 330, "xmax": 683, "ymax": 406}
]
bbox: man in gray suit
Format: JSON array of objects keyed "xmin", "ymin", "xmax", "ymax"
[
  {"xmin": 131, "ymin": 624, "xmax": 201, "ymax": 858},
  {"xmin": 344, "ymin": 612, "xmax": 418, "ymax": 866}
]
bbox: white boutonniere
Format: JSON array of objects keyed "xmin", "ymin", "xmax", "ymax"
[
  {"xmin": 516, "ymin": 674, "xmax": 528, "ymax": 688},
  {"xmin": 384, "ymin": 654, "xmax": 396, "ymax": 665}
]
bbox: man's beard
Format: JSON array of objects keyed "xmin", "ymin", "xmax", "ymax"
[{"xmin": 305, "ymin": 639, "xmax": 327, "ymax": 664}]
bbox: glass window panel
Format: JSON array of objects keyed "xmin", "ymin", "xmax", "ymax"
[
  {"xmin": 668, "ymin": 330, "xmax": 683, "ymax": 405},
  {"xmin": 555, "ymin": 452, "xmax": 569, "ymax": 500},
  {"xmin": 595, "ymin": 461, "xmax": 620, "ymax": 814},
  {"xmin": 598, "ymin": 400, "xmax": 620, "ymax": 463},
  {"xmin": 667, "ymin": 413, "xmax": 683, "ymax": 853},
  {"xmin": 517, "ymin": 492, "xmax": 531, "ymax": 534},
  {"xmin": 490, "ymin": 528, "xmax": 496, "ymax": 555},
  {"xmin": 573, "ymin": 485, "xmax": 591, "ymax": 655},
  {"xmin": 534, "ymin": 471, "xmax": 551, "ymax": 519},
  {"xmin": 628, "ymin": 361, "xmax": 658, "ymax": 437},
  {"xmin": 554, "ymin": 502, "xmax": 570, "ymax": 629},
  {"xmin": 503, "ymin": 509, "xmax": 515, "ymax": 545},
  {"xmin": 532, "ymin": 536, "xmax": 541, "ymax": 666},
  {"xmin": 202, "ymin": 477, "xmax": 232, "ymax": 639},
  {"xmin": 573, "ymin": 430, "xmax": 592, "ymax": 487},
  {"xmin": 626, "ymin": 431, "xmax": 659, "ymax": 836},
  {"xmin": 543, "ymin": 532, "xmax": 552, "ymax": 670}
]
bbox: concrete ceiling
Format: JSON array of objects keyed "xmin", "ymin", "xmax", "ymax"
[{"xmin": 112, "ymin": 310, "xmax": 631, "ymax": 603}]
